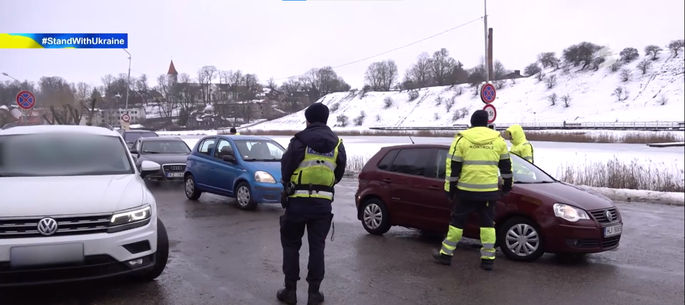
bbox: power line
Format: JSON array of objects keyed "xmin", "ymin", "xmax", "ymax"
[{"xmin": 272, "ymin": 16, "xmax": 484, "ymax": 81}]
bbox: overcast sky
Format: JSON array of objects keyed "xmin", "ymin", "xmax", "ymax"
[{"xmin": 1, "ymin": 0, "xmax": 683, "ymax": 89}]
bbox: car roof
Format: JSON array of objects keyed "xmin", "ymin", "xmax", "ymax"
[
  {"xmin": 0, "ymin": 125, "xmax": 121, "ymax": 137},
  {"xmin": 123, "ymin": 129, "xmax": 156, "ymax": 133},
  {"xmin": 140, "ymin": 136, "xmax": 182, "ymax": 142},
  {"xmin": 217, "ymin": 135, "xmax": 276, "ymax": 141},
  {"xmin": 381, "ymin": 143, "xmax": 450, "ymax": 150}
]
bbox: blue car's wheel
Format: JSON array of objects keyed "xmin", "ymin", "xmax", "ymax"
[
  {"xmin": 184, "ymin": 174, "xmax": 202, "ymax": 200},
  {"xmin": 235, "ymin": 182, "xmax": 257, "ymax": 211}
]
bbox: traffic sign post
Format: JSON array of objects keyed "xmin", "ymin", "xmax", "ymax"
[
  {"xmin": 121, "ymin": 113, "xmax": 130, "ymax": 122},
  {"xmin": 483, "ymin": 104, "xmax": 497, "ymax": 124},
  {"xmin": 16, "ymin": 90, "xmax": 36, "ymax": 109},
  {"xmin": 480, "ymin": 83, "xmax": 496, "ymax": 104}
]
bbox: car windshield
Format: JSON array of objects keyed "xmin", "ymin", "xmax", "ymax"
[
  {"xmin": 124, "ymin": 132, "xmax": 158, "ymax": 143},
  {"xmin": 502, "ymin": 154, "xmax": 556, "ymax": 183},
  {"xmin": 0, "ymin": 133, "xmax": 134, "ymax": 177},
  {"xmin": 141, "ymin": 140, "xmax": 190, "ymax": 154},
  {"xmin": 233, "ymin": 140, "xmax": 285, "ymax": 161}
]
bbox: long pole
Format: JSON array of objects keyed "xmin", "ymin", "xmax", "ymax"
[
  {"xmin": 123, "ymin": 49, "xmax": 131, "ymax": 113},
  {"xmin": 483, "ymin": 0, "xmax": 489, "ymax": 83},
  {"xmin": 1, "ymin": 72, "xmax": 23, "ymax": 90}
]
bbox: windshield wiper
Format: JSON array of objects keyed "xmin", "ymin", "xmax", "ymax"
[{"xmin": 143, "ymin": 151, "xmax": 162, "ymax": 154}]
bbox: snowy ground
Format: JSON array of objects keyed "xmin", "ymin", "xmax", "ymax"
[{"xmin": 256, "ymin": 52, "xmax": 684, "ymax": 130}]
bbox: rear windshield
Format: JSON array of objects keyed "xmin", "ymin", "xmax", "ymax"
[
  {"xmin": 124, "ymin": 132, "xmax": 158, "ymax": 142},
  {"xmin": 0, "ymin": 133, "xmax": 134, "ymax": 177},
  {"xmin": 142, "ymin": 140, "xmax": 191, "ymax": 154}
]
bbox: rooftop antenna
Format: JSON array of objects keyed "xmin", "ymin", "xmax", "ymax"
[{"xmin": 408, "ymin": 136, "xmax": 415, "ymax": 144}]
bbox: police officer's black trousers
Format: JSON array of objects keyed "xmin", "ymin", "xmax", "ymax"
[
  {"xmin": 280, "ymin": 211, "xmax": 333, "ymax": 284},
  {"xmin": 450, "ymin": 199, "xmax": 495, "ymax": 228}
]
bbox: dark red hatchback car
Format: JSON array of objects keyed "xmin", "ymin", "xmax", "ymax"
[{"xmin": 354, "ymin": 144, "xmax": 623, "ymax": 262}]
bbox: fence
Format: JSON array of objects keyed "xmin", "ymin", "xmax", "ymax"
[{"xmin": 369, "ymin": 121, "xmax": 685, "ymax": 131}]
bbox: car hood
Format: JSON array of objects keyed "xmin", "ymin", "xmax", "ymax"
[
  {"xmin": 0, "ymin": 175, "xmax": 149, "ymax": 217},
  {"xmin": 516, "ymin": 181, "xmax": 614, "ymax": 210},
  {"xmin": 139, "ymin": 154, "xmax": 188, "ymax": 164},
  {"xmin": 243, "ymin": 161, "xmax": 282, "ymax": 182}
]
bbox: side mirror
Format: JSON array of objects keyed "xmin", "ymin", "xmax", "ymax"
[
  {"xmin": 130, "ymin": 148, "xmax": 138, "ymax": 154},
  {"xmin": 140, "ymin": 160, "xmax": 161, "ymax": 177},
  {"xmin": 222, "ymin": 154, "xmax": 236, "ymax": 163},
  {"xmin": 378, "ymin": 164, "xmax": 387, "ymax": 170}
]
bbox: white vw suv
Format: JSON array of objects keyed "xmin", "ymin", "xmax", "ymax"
[{"xmin": 0, "ymin": 125, "xmax": 169, "ymax": 287}]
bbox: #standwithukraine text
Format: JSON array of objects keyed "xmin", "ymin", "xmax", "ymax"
[{"xmin": 41, "ymin": 36, "xmax": 126, "ymax": 46}]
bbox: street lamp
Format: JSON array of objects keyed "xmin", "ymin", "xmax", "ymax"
[
  {"xmin": 2, "ymin": 72, "xmax": 23, "ymax": 90},
  {"xmin": 115, "ymin": 93, "xmax": 122, "ymax": 125},
  {"xmin": 122, "ymin": 49, "xmax": 131, "ymax": 114}
]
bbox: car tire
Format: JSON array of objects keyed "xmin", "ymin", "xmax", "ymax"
[
  {"xmin": 498, "ymin": 217, "xmax": 545, "ymax": 262},
  {"xmin": 184, "ymin": 174, "xmax": 202, "ymax": 200},
  {"xmin": 360, "ymin": 198, "xmax": 391, "ymax": 235},
  {"xmin": 132, "ymin": 218, "xmax": 169, "ymax": 281},
  {"xmin": 235, "ymin": 182, "xmax": 258, "ymax": 211}
]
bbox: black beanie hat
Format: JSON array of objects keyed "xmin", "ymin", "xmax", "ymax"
[
  {"xmin": 305, "ymin": 103, "xmax": 330, "ymax": 124},
  {"xmin": 470, "ymin": 110, "xmax": 489, "ymax": 127}
]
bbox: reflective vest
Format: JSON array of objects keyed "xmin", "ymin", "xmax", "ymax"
[
  {"xmin": 235, "ymin": 132, "xmax": 240, "ymax": 135},
  {"xmin": 288, "ymin": 139, "xmax": 342, "ymax": 200},
  {"xmin": 506, "ymin": 124, "xmax": 533, "ymax": 163},
  {"xmin": 445, "ymin": 127, "xmax": 511, "ymax": 192}
]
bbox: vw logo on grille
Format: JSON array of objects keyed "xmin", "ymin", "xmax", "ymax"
[
  {"xmin": 169, "ymin": 166, "xmax": 183, "ymax": 171},
  {"xmin": 605, "ymin": 210, "xmax": 613, "ymax": 222},
  {"xmin": 37, "ymin": 218, "xmax": 58, "ymax": 236}
]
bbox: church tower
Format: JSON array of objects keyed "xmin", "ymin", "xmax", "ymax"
[{"xmin": 167, "ymin": 60, "xmax": 178, "ymax": 82}]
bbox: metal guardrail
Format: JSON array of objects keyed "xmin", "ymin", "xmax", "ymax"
[{"xmin": 369, "ymin": 121, "xmax": 685, "ymax": 131}]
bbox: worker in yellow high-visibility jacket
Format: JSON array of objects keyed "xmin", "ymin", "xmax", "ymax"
[
  {"xmin": 505, "ymin": 124, "xmax": 533, "ymax": 163},
  {"xmin": 433, "ymin": 110, "xmax": 513, "ymax": 271}
]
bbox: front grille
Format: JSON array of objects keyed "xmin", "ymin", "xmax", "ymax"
[
  {"xmin": 602, "ymin": 235, "xmax": 621, "ymax": 248},
  {"xmin": 589, "ymin": 208, "xmax": 619, "ymax": 223},
  {"xmin": 0, "ymin": 214, "xmax": 110, "ymax": 239},
  {"xmin": 163, "ymin": 164, "xmax": 185, "ymax": 172}
]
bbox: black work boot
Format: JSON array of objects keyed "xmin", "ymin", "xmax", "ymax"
[
  {"xmin": 480, "ymin": 259, "xmax": 494, "ymax": 271},
  {"xmin": 307, "ymin": 282, "xmax": 324, "ymax": 305},
  {"xmin": 432, "ymin": 250, "xmax": 452, "ymax": 266},
  {"xmin": 277, "ymin": 281, "xmax": 298, "ymax": 304}
]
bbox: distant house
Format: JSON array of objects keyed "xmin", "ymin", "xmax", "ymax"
[{"xmin": 498, "ymin": 70, "xmax": 525, "ymax": 80}]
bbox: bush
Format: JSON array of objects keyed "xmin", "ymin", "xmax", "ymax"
[
  {"xmin": 637, "ymin": 59, "xmax": 652, "ymax": 74},
  {"xmin": 407, "ymin": 90, "xmax": 419, "ymax": 101},
  {"xmin": 620, "ymin": 68, "xmax": 631, "ymax": 82},
  {"xmin": 537, "ymin": 52, "xmax": 560, "ymax": 69},
  {"xmin": 668, "ymin": 39, "xmax": 684, "ymax": 56},
  {"xmin": 545, "ymin": 75, "xmax": 557, "ymax": 89},
  {"xmin": 536, "ymin": 72, "xmax": 545, "ymax": 82},
  {"xmin": 375, "ymin": 114, "xmax": 381, "ymax": 122},
  {"xmin": 619, "ymin": 47, "xmax": 639, "ymax": 62},
  {"xmin": 353, "ymin": 111, "xmax": 366, "ymax": 126},
  {"xmin": 556, "ymin": 157, "xmax": 684, "ymax": 192},
  {"xmin": 433, "ymin": 112, "xmax": 440, "ymax": 120},
  {"xmin": 524, "ymin": 63, "xmax": 542, "ymax": 76},
  {"xmin": 434, "ymin": 96, "xmax": 443, "ymax": 106},
  {"xmin": 452, "ymin": 107, "xmax": 468, "ymax": 121},
  {"xmin": 644, "ymin": 45, "xmax": 663, "ymax": 60},
  {"xmin": 453, "ymin": 86, "xmax": 463, "ymax": 96},
  {"xmin": 494, "ymin": 80, "xmax": 506, "ymax": 89},
  {"xmin": 336, "ymin": 114, "xmax": 349, "ymax": 127},
  {"xmin": 562, "ymin": 42, "xmax": 602, "ymax": 69},
  {"xmin": 383, "ymin": 97, "xmax": 393, "ymax": 109},
  {"xmin": 613, "ymin": 86, "xmax": 629, "ymax": 102},
  {"xmin": 330, "ymin": 103, "xmax": 340, "ymax": 112},
  {"xmin": 592, "ymin": 57, "xmax": 606, "ymax": 70},
  {"xmin": 609, "ymin": 61, "xmax": 622, "ymax": 72},
  {"xmin": 445, "ymin": 96, "xmax": 455, "ymax": 112},
  {"xmin": 658, "ymin": 95, "xmax": 668, "ymax": 106},
  {"xmin": 345, "ymin": 155, "xmax": 368, "ymax": 173},
  {"xmin": 547, "ymin": 93, "xmax": 558, "ymax": 105},
  {"xmin": 561, "ymin": 94, "xmax": 571, "ymax": 107}
]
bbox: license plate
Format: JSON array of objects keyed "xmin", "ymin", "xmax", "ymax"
[
  {"xmin": 10, "ymin": 243, "xmax": 84, "ymax": 268},
  {"xmin": 167, "ymin": 172, "xmax": 183, "ymax": 178},
  {"xmin": 604, "ymin": 224, "xmax": 622, "ymax": 237}
]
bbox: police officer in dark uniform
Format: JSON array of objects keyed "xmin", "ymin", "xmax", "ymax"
[{"xmin": 277, "ymin": 103, "xmax": 347, "ymax": 305}]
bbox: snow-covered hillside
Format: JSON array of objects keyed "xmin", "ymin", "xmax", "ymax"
[{"xmin": 257, "ymin": 52, "xmax": 684, "ymax": 129}]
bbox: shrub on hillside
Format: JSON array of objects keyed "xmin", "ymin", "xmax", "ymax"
[
  {"xmin": 608, "ymin": 61, "xmax": 622, "ymax": 72},
  {"xmin": 445, "ymin": 96, "xmax": 455, "ymax": 112},
  {"xmin": 644, "ymin": 45, "xmax": 663, "ymax": 60},
  {"xmin": 612, "ymin": 86, "xmax": 629, "ymax": 102},
  {"xmin": 330, "ymin": 103, "xmax": 340, "ymax": 112},
  {"xmin": 619, "ymin": 47, "xmax": 639, "ymax": 62},
  {"xmin": 668, "ymin": 39, "xmax": 684, "ymax": 56},
  {"xmin": 556, "ymin": 157, "xmax": 684, "ymax": 192},
  {"xmin": 434, "ymin": 112, "xmax": 440, "ymax": 120},
  {"xmin": 375, "ymin": 114, "xmax": 381, "ymax": 122},
  {"xmin": 452, "ymin": 107, "xmax": 468, "ymax": 121},
  {"xmin": 620, "ymin": 68, "xmax": 631, "ymax": 82},
  {"xmin": 591, "ymin": 57, "xmax": 605, "ymax": 71},
  {"xmin": 434, "ymin": 96, "xmax": 443, "ymax": 106},
  {"xmin": 561, "ymin": 94, "xmax": 571, "ymax": 108},
  {"xmin": 545, "ymin": 75, "xmax": 557, "ymax": 89},
  {"xmin": 637, "ymin": 59, "xmax": 652, "ymax": 74},
  {"xmin": 562, "ymin": 42, "xmax": 602, "ymax": 69},
  {"xmin": 547, "ymin": 93, "xmax": 558, "ymax": 106},
  {"xmin": 336, "ymin": 114, "xmax": 349, "ymax": 127},
  {"xmin": 407, "ymin": 90, "xmax": 419, "ymax": 101},
  {"xmin": 383, "ymin": 97, "xmax": 393, "ymax": 109},
  {"xmin": 510, "ymin": 78, "xmax": 517, "ymax": 85},
  {"xmin": 471, "ymin": 85, "xmax": 479, "ymax": 97},
  {"xmin": 453, "ymin": 86, "xmax": 463, "ymax": 96},
  {"xmin": 537, "ymin": 52, "xmax": 560, "ymax": 69},
  {"xmin": 535, "ymin": 72, "xmax": 545, "ymax": 82},
  {"xmin": 353, "ymin": 111, "xmax": 366, "ymax": 126},
  {"xmin": 360, "ymin": 85, "xmax": 372, "ymax": 99},
  {"xmin": 658, "ymin": 95, "xmax": 668, "ymax": 106},
  {"xmin": 494, "ymin": 80, "xmax": 506, "ymax": 89},
  {"xmin": 524, "ymin": 63, "xmax": 542, "ymax": 76}
]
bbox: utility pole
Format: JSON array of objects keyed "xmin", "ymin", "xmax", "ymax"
[
  {"xmin": 483, "ymin": 0, "xmax": 489, "ymax": 83},
  {"xmin": 123, "ymin": 49, "xmax": 131, "ymax": 113}
]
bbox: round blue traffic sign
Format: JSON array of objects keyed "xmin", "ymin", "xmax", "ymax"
[
  {"xmin": 480, "ymin": 83, "xmax": 496, "ymax": 104},
  {"xmin": 16, "ymin": 91, "xmax": 36, "ymax": 110}
]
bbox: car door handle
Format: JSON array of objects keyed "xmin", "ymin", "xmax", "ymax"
[
  {"xmin": 428, "ymin": 185, "xmax": 441, "ymax": 190},
  {"xmin": 382, "ymin": 178, "xmax": 392, "ymax": 183}
]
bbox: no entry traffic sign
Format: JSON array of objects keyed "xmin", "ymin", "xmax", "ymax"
[
  {"xmin": 121, "ymin": 113, "xmax": 130, "ymax": 122},
  {"xmin": 480, "ymin": 83, "xmax": 496, "ymax": 104},
  {"xmin": 16, "ymin": 90, "xmax": 36, "ymax": 109},
  {"xmin": 483, "ymin": 104, "xmax": 497, "ymax": 124}
]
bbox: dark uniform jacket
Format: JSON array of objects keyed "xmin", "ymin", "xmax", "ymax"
[{"xmin": 281, "ymin": 123, "xmax": 347, "ymax": 215}]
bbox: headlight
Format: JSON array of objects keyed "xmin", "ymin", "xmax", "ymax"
[
  {"xmin": 553, "ymin": 203, "xmax": 590, "ymax": 222},
  {"xmin": 255, "ymin": 171, "xmax": 276, "ymax": 183},
  {"xmin": 108, "ymin": 205, "xmax": 152, "ymax": 233}
]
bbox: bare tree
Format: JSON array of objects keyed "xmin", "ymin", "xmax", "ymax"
[
  {"xmin": 637, "ymin": 59, "xmax": 652, "ymax": 74},
  {"xmin": 547, "ymin": 93, "xmax": 557, "ymax": 106},
  {"xmin": 619, "ymin": 47, "xmax": 639, "ymax": 62},
  {"xmin": 364, "ymin": 60, "xmax": 398, "ymax": 91},
  {"xmin": 72, "ymin": 82, "xmax": 92, "ymax": 104},
  {"xmin": 644, "ymin": 45, "xmax": 662, "ymax": 60},
  {"xmin": 612, "ymin": 86, "xmax": 629, "ymax": 101},
  {"xmin": 561, "ymin": 94, "xmax": 571, "ymax": 108},
  {"xmin": 197, "ymin": 65, "xmax": 217, "ymax": 102},
  {"xmin": 406, "ymin": 52, "xmax": 433, "ymax": 87},
  {"xmin": 620, "ymin": 68, "xmax": 631, "ymax": 82},
  {"xmin": 535, "ymin": 72, "xmax": 545, "ymax": 82},
  {"xmin": 562, "ymin": 42, "xmax": 602, "ymax": 69},
  {"xmin": 430, "ymin": 48, "xmax": 457, "ymax": 85},
  {"xmin": 493, "ymin": 60, "xmax": 509, "ymax": 79},
  {"xmin": 537, "ymin": 52, "xmax": 560, "ymax": 69},
  {"xmin": 608, "ymin": 62, "xmax": 622, "ymax": 72},
  {"xmin": 668, "ymin": 39, "xmax": 684, "ymax": 56},
  {"xmin": 524, "ymin": 63, "xmax": 542, "ymax": 76},
  {"xmin": 545, "ymin": 75, "xmax": 557, "ymax": 89}
]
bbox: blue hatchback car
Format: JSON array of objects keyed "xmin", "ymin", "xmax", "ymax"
[{"xmin": 183, "ymin": 135, "xmax": 286, "ymax": 210}]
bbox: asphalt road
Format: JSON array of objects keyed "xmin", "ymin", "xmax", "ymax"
[{"xmin": 1, "ymin": 180, "xmax": 683, "ymax": 305}]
